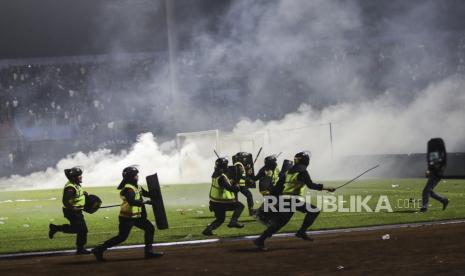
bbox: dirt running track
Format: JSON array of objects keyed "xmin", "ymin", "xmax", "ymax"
[{"xmin": 1, "ymin": 222, "xmax": 465, "ymax": 275}]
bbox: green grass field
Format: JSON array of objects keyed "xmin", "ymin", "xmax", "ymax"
[{"xmin": 0, "ymin": 178, "xmax": 464, "ymax": 254}]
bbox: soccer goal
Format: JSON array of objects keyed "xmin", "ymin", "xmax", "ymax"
[
  {"xmin": 175, "ymin": 129, "xmax": 267, "ymax": 179},
  {"xmin": 176, "ymin": 129, "xmax": 220, "ymax": 181}
]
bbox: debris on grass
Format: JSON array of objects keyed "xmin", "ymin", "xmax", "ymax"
[
  {"xmin": 391, "ymin": 184, "xmax": 399, "ymax": 188},
  {"xmin": 196, "ymin": 210, "xmax": 204, "ymax": 214},
  {"xmin": 182, "ymin": 234, "xmax": 193, "ymax": 240},
  {"xmin": 23, "ymin": 224, "xmax": 30, "ymax": 228},
  {"xmin": 0, "ymin": 200, "xmax": 13, "ymax": 204},
  {"xmin": 16, "ymin": 199, "xmax": 37, "ymax": 202}
]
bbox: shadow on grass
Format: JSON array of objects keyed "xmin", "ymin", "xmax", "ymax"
[
  {"xmin": 192, "ymin": 216, "xmax": 214, "ymax": 219},
  {"xmin": 239, "ymin": 219, "xmax": 256, "ymax": 223},
  {"xmin": 394, "ymin": 210, "xmax": 419, "ymax": 214}
]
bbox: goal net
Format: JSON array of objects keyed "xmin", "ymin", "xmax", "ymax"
[{"xmin": 175, "ymin": 129, "xmax": 266, "ymax": 180}]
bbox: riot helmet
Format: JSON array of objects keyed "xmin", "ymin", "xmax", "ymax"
[
  {"xmin": 294, "ymin": 151, "xmax": 311, "ymax": 167},
  {"xmin": 264, "ymin": 155, "xmax": 278, "ymax": 170},
  {"xmin": 215, "ymin": 157, "xmax": 229, "ymax": 172},
  {"xmin": 64, "ymin": 167, "xmax": 83, "ymax": 184}
]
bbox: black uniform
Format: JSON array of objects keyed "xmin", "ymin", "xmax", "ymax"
[
  {"xmin": 99, "ymin": 186, "xmax": 154, "ymax": 250},
  {"xmin": 50, "ymin": 186, "xmax": 88, "ymax": 253},
  {"xmin": 255, "ymin": 164, "xmax": 322, "ymax": 248},
  {"xmin": 234, "ymin": 162, "xmax": 255, "ymax": 215},
  {"xmin": 203, "ymin": 172, "xmax": 245, "ymax": 235},
  {"xmin": 421, "ymin": 156, "xmax": 448, "ymax": 212}
]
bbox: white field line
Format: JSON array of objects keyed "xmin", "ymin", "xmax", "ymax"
[{"xmin": 1, "ymin": 218, "xmax": 464, "ymax": 259}]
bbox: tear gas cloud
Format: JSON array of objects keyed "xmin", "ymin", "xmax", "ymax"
[{"xmin": 2, "ymin": 0, "xmax": 465, "ymax": 189}]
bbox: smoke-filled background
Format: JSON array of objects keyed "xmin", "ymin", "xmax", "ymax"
[{"xmin": 0, "ymin": 0, "xmax": 465, "ymax": 189}]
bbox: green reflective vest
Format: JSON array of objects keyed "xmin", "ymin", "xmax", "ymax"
[
  {"xmin": 63, "ymin": 182, "xmax": 86, "ymax": 210},
  {"xmin": 282, "ymin": 171, "xmax": 306, "ymax": 198},
  {"xmin": 234, "ymin": 162, "xmax": 246, "ymax": 186},
  {"xmin": 120, "ymin": 183, "xmax": 143, "ymax": 218},
  {"xmin": 210, "ymin": 174, "xmax": 236, "ymax": 202}
]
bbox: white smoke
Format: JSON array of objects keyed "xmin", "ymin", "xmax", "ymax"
[
  {"xmin": 2, "ymin": 76, "xmax": 464, "ymax": 190},
  {"xmin": 2, "ymin": 0, "xmax": 465, "ymax": 190},
  {"xmin": 0, "ymin": 133, "xmax": 209, "ymax": 190}
]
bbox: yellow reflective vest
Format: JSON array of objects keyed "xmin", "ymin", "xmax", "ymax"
[
  {"xmin": 266, "ymin": 167, "xmax": 281, "ymax": 187},
  {"xmin": 282, "ymin": 171, "xmax": 306, "ymax": 198},
  {"xmin": 210, "ymin": 174, "xmax": 236, "ymax": 202},
  {"xmin": 119, "ymin": 183, "xmax": 143, "ymax": 218},
  {"xmin": 63, "ymin": 182, "xmax": 86, "ymax": 210},
  {"xmin": 261, "ymin": 167, "xmax": 281, "ymax": 195}
]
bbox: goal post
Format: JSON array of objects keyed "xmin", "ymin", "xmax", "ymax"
[
  {"xmin": 176, "ymin": 129, "xmax": 220, "ymax": 181},
  {"xmin": 175, "ymin": 129, "xmax": 267, "ymax": 179}
]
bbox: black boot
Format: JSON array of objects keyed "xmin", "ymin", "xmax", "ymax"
[
  {"xmin": 253, "ymin": 237, "xmax": 267, "ymax": 251},
  {"xmin": 295, "ymin": 230, "xmax": 314, "ymax": 241},
  {"xmin": 443, "ymin": 199, "xmax": 449, "ymax": 211},
  {"xmin": 91, "ymin": 246, "xmax": 105, "ymax": 262},
  {"xmin": 249, "ymin": 208, "xmax": 256, "ymax": 216},
  {"xmin": 145, "ymin": 251, "xmax": 164, "ymax": 259},
  {"xmin": 76, "ymin": 247, "xmax": 91, "ymax": 255},
  {"xmin": 202, "ymin": 226, "xmax": 214, "ymax": 236},
  {"xmin": 227, "ymin": 221, "xmax": 244, "ymax": 228},
  {"xmin": 48, "ymin": 224, "xmax": 58, "ymax": 239}
]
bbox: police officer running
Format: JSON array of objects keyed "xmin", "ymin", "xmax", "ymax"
[
  {"xmin": 233, "ymin": 152, "xmax": 255, "ymax": 216},
  {"xmin": 254, "ymin": 155, "xmax": 281, "ymax": 196},
  {"xmin": 92, "ymin": 166, "xmax": 163, "ymax": 261},
  {"xmin": 254, "ymin": 152, "xmax": 335, "ymax": 251},
  {"xmin": 48, "ymin": 167, "xmax": 91, "ymax": 255},
  {"xmin": 202, "ymin": 158, "xmax": 245, "ymax": 236},
  {"xmin": 252, "ymin": 155, "xmax": 281, "ymax": 225}
]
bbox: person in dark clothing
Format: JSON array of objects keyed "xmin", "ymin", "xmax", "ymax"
[
  {"xmin": 233, "ymin": 152, "xmax": 255, "ymax": 216},
  {"xmin": 420, "ymin": 138, "xmax": 449, "ymax": 212},
  {"xmin": 253, "ymin": 155, "xmax": 281, "ymax": 195},
  {"xmin": 254, "ymin": 152, "xmax": 335, "ymax": 251},
  {"xmin": 202, "ymin": 157, "xmax": 245, "ymax": 236},
  {"xmin": 252, "ymin": 155, "xmax": 281, "ymax": 225},
  {"xmin": 48, "ymin": 167, "xmax": 91, "ymax": 255},
  {"xmin": 92, "ymin": 166, "xmax": 163, "ymax": 261}
]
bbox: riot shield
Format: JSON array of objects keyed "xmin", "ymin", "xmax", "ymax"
[
  {"xmin": 227, "ymin": 165, "xmax": 237, "ymax": 182},
  {"xmin": 281, "ymin": 159, "xmax": 294, "ymax": 174},
  {"xmin": 427, "ymin": 138, "xmax": 447, "ymax": 167},
  {"xmin": 233, "ymin": 152, "xmax": 256, "ymax": 188},
  {"xmin": 83, "ymin": 194, "xmax": 102, "ymax": 214},
  {"xmin": 146, "ymin": 173, "xmax": 169, "ymax": 230}
]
